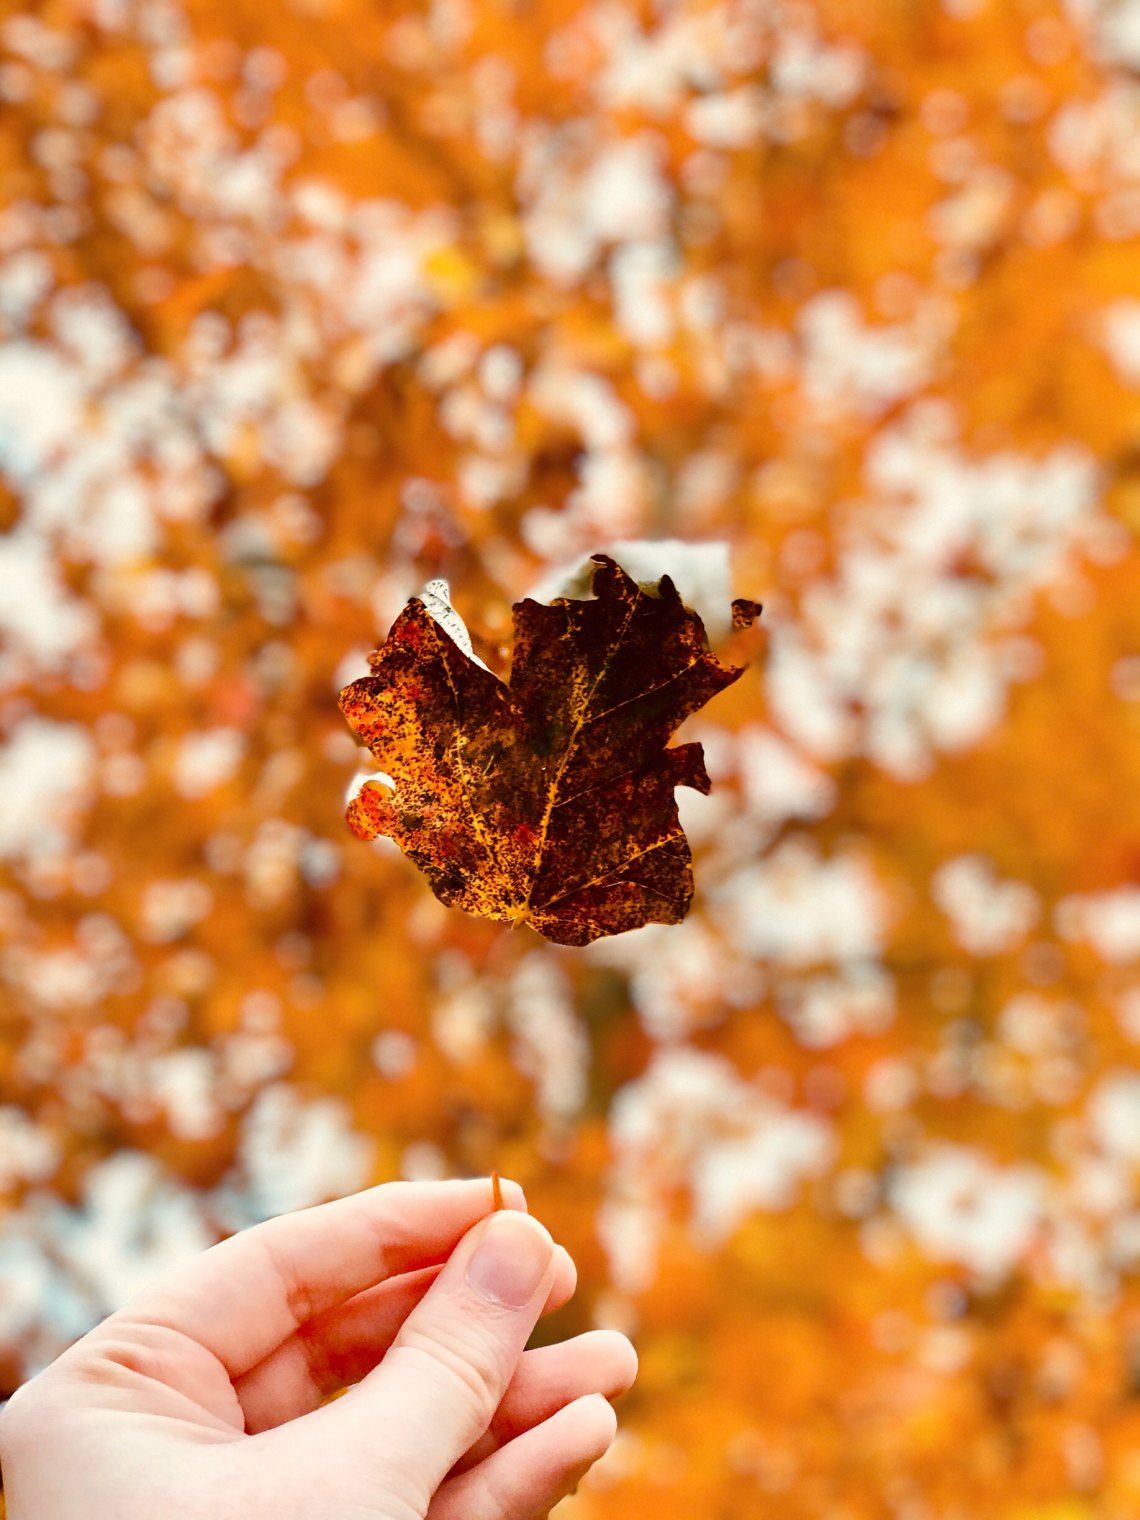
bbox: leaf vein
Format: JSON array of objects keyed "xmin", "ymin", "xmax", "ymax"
[{"xmin": 537, "ymin": 831, "xmax": 677, "ymax": 909}]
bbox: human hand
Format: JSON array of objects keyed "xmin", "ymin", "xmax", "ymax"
[{"xmin": 0, "ymin": 1178, "xmax": 636, "ymax": 1519}]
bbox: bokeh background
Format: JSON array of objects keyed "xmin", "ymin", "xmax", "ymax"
[{"xmin": 3, "ymin": 0, "xmax": 1140, "ymax": 1513}]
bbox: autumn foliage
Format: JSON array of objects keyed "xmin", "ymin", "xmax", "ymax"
[{"xmin": 3, "ymin": 0, "xmax": 1140, "ymax": 1516}]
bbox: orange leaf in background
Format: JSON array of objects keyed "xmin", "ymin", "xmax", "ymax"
[{"xmin": 339, "ymin": 555, "xmax": 760, "ymax": 946}]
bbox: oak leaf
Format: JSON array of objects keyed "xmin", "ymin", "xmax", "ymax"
[{"xmin": 339, "ymin": 555, "xmax": 760, "ymax": 946}]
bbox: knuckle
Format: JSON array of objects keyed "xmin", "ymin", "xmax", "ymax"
[
  {"xmin": 68, "ymin": 1316, "xmax": 184, "ymax": 1390},
  {"xmin": 72, "ymin": 1333, "xmax": 161, "ymax": 1389},
  {"xmin": 395, "ymin": 1314, "xmax": 507, "ymax": 1415}
]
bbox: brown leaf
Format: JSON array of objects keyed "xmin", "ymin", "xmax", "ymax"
[{"xmin": 339, "ymin": 555, "xmax": 760, "ymax": 946}]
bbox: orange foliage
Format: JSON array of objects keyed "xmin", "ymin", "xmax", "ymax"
[{"xmin": 1, "ymin": 0, "xmax": 1140, "ymax": 1515}]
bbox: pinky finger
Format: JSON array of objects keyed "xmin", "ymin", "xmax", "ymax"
[{"xmin": 428, "ymin": 1394, "xmax": 617, "ymax": 1520}]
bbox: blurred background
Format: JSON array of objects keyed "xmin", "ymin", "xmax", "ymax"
[{"xmin": 3, "ymin": 0, "xmax": 1140, "ymax": 1513}]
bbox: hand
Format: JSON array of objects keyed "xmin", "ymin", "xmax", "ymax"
[{"xmin": 0, "ymin": 1178, "xmax": 637, "ymax": 1519}]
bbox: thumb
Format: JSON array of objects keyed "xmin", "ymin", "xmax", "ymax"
[{"xmin": 303, "ymin": 1209, "xmax": 557, "ymax": 1512}]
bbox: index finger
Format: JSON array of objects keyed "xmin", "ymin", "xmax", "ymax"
[{"xmin": 108, "ymin": 1178, "xmax": 523, "ymax": 1379}]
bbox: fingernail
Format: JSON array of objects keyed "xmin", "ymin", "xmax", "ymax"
[{"xmin": 466, "ymin": 1211, "xmax": 553, "ymax": 1308}]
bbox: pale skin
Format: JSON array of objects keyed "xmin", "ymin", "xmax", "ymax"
[{"xmin": 0, "ymin": 1178, "xmax": 638, "ymax": 1520}]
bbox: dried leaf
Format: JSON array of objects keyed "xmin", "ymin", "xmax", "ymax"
[{"xmin": 339, "ymin": 555, "xmax": 760, "ymax": 945}]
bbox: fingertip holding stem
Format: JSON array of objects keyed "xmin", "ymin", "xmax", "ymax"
[
  {"xmin": 466, "ymin": 1212, "xmax": 555, "ymax": 1309},
  {"xmin": 492, "ymin": 1175, "xmax": 526, "ymax": 1212}
]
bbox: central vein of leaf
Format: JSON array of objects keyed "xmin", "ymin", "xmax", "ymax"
[{"xmin": 523, "ymin": 593, "xmax": 639, "ymax": 912}]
